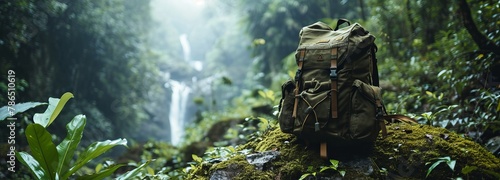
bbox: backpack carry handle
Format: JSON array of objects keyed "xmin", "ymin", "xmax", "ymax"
[{"xmin": 334, "ymin": 18, "xmax": 351, "ymax": 31}]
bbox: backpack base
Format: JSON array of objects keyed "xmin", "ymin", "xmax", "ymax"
[{"xmin": 297, "ymin": 137, "xmax": 375, "ymax": 161}]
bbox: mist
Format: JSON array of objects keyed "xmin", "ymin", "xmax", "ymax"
[{"xmin": 146, "ymin": 0, "xmax": 253, "ymax": 144}]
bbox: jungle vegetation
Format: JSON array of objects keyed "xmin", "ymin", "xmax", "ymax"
[{"xmin": 0, "ymin": 0, "xmax": 499, "ymax": 179}]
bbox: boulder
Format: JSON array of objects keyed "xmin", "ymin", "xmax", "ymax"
[{"xmin": 186, "ymin": 123, "xmax": 500, "ymax": 179}]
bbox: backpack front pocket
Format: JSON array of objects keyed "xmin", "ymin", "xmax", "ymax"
[
  {"xmin": 295, "ymin": 80, "xmax": 331, "ymax": 133},
  {"xmin": 349, "ymin": 79, "xmax": 382, "ymax": 140}
]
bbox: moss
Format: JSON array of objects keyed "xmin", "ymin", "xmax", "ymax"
[
  {"xmin": 207, "ymin": 155, "xmax": 274, "ymax": 180},
  {"xmin": 186, "ymin": 123, "xmax": 500, "ymax": 179},
  {"xmin": 374, "ymin": 123, "xmax": 500, "ymax": 179},
  {"xmin": 239, "ymin": 128, "xmax": 327, "ymax": 179}
]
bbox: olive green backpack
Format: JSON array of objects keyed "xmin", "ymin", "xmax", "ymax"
[{"xmin": 278, "ymin": 19, "xmax": 387, "ymax": 158}]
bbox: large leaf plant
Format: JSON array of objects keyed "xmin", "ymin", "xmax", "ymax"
[{"xmin": 5, "ymin": 92, "xmax": 148, "ymax": 180}]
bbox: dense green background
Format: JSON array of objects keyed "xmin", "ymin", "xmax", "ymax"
[{"xmin": 1, "ymin": 0, "xmax": 499, "ymax": 178}]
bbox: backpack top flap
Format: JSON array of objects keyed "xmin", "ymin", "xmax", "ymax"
[
  {"xmin": 298, "ymin": 21, "xmax": 336, "ymax": 47},
  {"xmin": 297, "ymin": 21, "xmax": 375, "ymax": 66}
]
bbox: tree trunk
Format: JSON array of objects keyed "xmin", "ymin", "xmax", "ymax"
[{"xmin": 457, "ymin": 0, "xmax": 500, "ymax": 56}]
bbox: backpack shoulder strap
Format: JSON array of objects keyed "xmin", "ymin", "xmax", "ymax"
[
  {"xmin": 371, "ymin": 45, "xmax": 379, "ymax": 86},
  {"xmin": 292, "ymin": 49, "xmax": 306, "ymax": 118}
]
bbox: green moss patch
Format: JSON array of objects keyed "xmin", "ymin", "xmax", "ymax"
[
  {"xmin": 374, "ymin": 123, "xmax": 500, "ymax": 179},
  {"xmin": 186, "ymin": 123, "xmax": 500, "ymax": 179}
]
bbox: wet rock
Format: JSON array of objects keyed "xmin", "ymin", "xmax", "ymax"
[
  {"xmin": 339, "ymin": 157, "xmax": 375, "ymax": 176},
  {"xmin": 246, "ymin": 150, "xmax": 280, "ymax": 170},
  {"xmin": 485, "ymin": 136, "xmax": 500, "ymax": 157},
  {"xmin": 209, "ymin": 163, "xmax": 241, "ymax": 180},
  {"xmin": 189, "ymin": 123, "xmax": 500, "ymax": 179}
]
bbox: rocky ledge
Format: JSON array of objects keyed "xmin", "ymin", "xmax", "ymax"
[{"xmin": 186, "ymin": 123, "xmax": 500, "ymax": 180}]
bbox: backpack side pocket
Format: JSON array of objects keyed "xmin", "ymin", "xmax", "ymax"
[
  {"xmin": 278, "ymin": 80, "xmax": 296, "ymax": 133},
  {"xmin": 349, "ymin": 79, "xmax": 381, "ymax": 141}
]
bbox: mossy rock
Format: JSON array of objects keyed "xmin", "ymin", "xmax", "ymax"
[
  {"xmin": 186, "ymin": 123, "xmax": 500, "ymax": 179},
  {"xmin": 374, "ymin": 123, "xmax": 500, "ymax": 179}
]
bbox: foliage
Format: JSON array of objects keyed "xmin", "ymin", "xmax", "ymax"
[
  {"xmin": 0, "ymin": 102, "xmax": 46, "ymax": 121},
  {"xmin": 299, "ymin": 159, "xmax": 346, "ymax": 180},
  {"xmin": 0, "ymin": 0, "xmax": 158, "ymax": 140},
  {"xmin": 364, "ymin": 0, "xmax": 500, "ymax": 132},
  {"xmin": 425, "ymin": 156, "xmax": 456, "ymax": 178},
  {"xmin": 32, "ymin": 92, "xmax": 74, "ymax": 127},
  {"xmin": 374, "ymin": 123, "xmax": 500, "ymax": 179},
  {"xmin": 11, "ymin": 93, "xmax": 147, "ymax": 180}
]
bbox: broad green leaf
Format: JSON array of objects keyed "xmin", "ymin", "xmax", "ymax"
[
  {"xmin": 0, "ymin": 102, "xmax": 46, "ymax": 121},
  {"xmin": 16, "ymin": 151, "xmax": 49, "ymax": 180},
  {"xmin": 447, "ymin": 160, "xmax": 456, "ymax": 170},
  {"xmin": 116, "ymin": 160, "xmax": 151, "ymax": 180},
  {"xmin": 299, "ymin": 173, "xmax": 312, "ymax": 180},
  {"xmin": 437, "ymin": 69, "xmax": 450, "ymax": 78},
  {"xmin": 76, "ymin": 164, "xmax": 125, "ymax": 180},
  {"xmin": 329, "ymin": 159, "xmax": 339, "ymax": 169},
  {"xmin": 25, "ymin": 124, "xmax": 59, "ymax": 180},
  {"xmin": 320, "ymin": 166, "xmax": 333, "ymax": 172},
  {"xmin": 34, "ymin": 92, "xmax": 74, "ymax": 127},
  {"xmin": 192, "ymin": 154, "xmax": 203, "ymax": 163},
  {"xmin": 56, "ymin": 115, "xmax": 86, "ymax": 176},
  {"xmin": 496, "ymin": 99, "xmax": 500, "ymax": 112},
  {"xmin": 439, "ymin": 156, "xmax": 451, "ymax": 161},
  {"xmin": 461, "ymin": 165, "xmax": 477, "ymax": 175},
  {"xmin": 306, "ymin": 166, "xmax": 314, "ymax": 172},
  {"xmin": 95, "ymin": 163, "xmax": 103, "ymax": 173},
  {"xmin": 146, "ymin": 166, "xmax": 155, "ymax": 175},
  {"xmin": 63, "ymin": 138, "xmax": 127, "ymax": 179},
  {"xmin": 426, "ymin": 160, "xmax": 445, "ymax": 177},
  {"xmin": 339, "ymin": 170, "xmax": 346, "ymax": 177}
]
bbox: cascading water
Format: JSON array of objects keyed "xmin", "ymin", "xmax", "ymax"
[
  {"xmin": 167, "ymin": 80, "xmax": 191, "ymax": 146},
  {"xmin": 166, "ymin": 33, "xmax": 198, "ymax": 145}
]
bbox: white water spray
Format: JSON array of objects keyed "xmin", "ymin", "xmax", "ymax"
[{"xmin": 167, "ymin": 80, "xmax": 191, "ymax": 145}]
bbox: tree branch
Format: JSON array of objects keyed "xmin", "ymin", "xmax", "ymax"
[{"xmin": 458, "ymin": 0, "xmax": 500, "ymax": 56}]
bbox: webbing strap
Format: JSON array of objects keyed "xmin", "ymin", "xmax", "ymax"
[
  {"xmin": 370, "ymin": 45, "xmax": 387, "ymax": 137},
  {"xmin": 375, "ymin": 98, "xmax": 387, "ymax": 138},
  {"xmin": 292, "ymin": 49, "xmax": 306, "ymax": 118},
  {"xmin": 380, "ymin": 121, "xmax": 387, "ymax": 138},
  {"xmin": 379, "ymin": 115, "xmax": 418, "ymax": 138},
  {"xmin": 320, "ymin": 142, "xmax": 327, "ymax": 159},
  {"xmin": 371, "ymin": 45, "xmax": 379, "ymax": 86},
  {"xmin": 330, "ymin": 48, "xmax": 338, "ymax": 119},
  {"xmin": 370, "ymin": 86, "xmax": 387, "ymax": 138}
]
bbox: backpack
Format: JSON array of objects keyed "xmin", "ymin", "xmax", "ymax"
[{"xmin": 278, "ymin": 19, "xmax": 387, "ymax": 158}]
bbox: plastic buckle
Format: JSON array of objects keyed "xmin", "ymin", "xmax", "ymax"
[
  {"xmin": 295, "ymin": 69, "xmax": 302, "ymax": 80},
  {"xmin": 329, "ymin": 68, "xmax": 337, "ymax": 80}
]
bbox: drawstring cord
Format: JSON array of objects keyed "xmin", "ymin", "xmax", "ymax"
[{"xmin": 299, "ymin": 91, "xmax": 330, "ymax": 132}]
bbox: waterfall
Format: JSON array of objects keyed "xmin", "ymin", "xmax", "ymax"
[
  {"xmin": 166, "ymin": 34, "xmax": 204, "ymax": 145},
  {"xmin": 168, "ymin": 80, "xmax": 191, "ymax": 145},
  {"xmin": 179, "ymin": 34, "xmax": 191, "ymax": 62}
]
